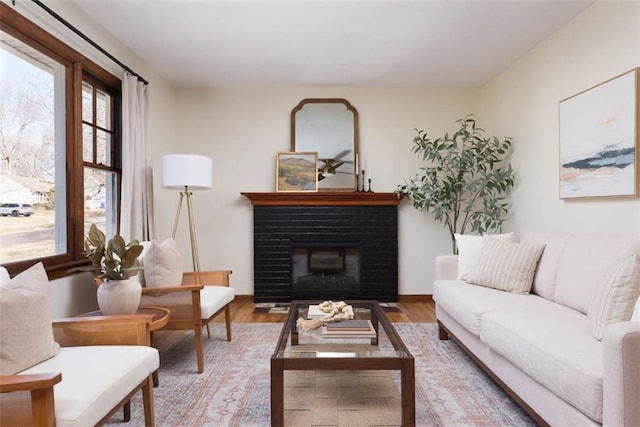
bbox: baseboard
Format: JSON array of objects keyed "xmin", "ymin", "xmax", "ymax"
[
  {"xmin": 232, "ymin": 295, "xmax": 254, "ymax": 303},
  {"xmin": 233, "ymin": 294, "xmax": 433, "ymax": 303},
  {"xmin": 398, "ymin": 294, "xmax": 433, "ymax": 303}
]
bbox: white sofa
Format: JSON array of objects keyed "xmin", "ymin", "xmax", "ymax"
[{"xmin": 433, "ymin": 232, "xmax": 640, "ymax": 426}]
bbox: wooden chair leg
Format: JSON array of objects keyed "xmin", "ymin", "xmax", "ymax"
[
  {"xmin": 206, "ymin": 324, "xmax": 211, "ymax": 339},
  {"xmin": 195, "ymin": 323, "xmax": 204, "ymax": 373},
  {"xmin": 224, "ymin": 305, "xmax": 232, "ymax": 341},
  {"xmin": 152, "ymin": 370, "xmax": 159, "ymax": 387},
  {"xmin": 142, "ymin": 375, "xmax": 155, "ymax": 427},
  {"xmin": 123, "ymin": 400, "xmax": 131, "ymax": 422}
]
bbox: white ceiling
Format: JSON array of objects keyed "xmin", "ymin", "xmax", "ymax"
[{"xmin": 71, "ymin": 0, "xmax": 594, "ymax": 88}]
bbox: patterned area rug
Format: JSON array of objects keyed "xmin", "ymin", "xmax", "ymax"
[{"xmin": 107, "ymin": 323, "xmax": 534, "ymax": 426}]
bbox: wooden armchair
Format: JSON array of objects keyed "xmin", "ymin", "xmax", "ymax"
[
  {"xmin": 140, "ymin": 270, "xmax": 234, "ymax": 373},
  {"xmin": 0, "ymin": 314, "xmax": 159, "ymax": 427}
]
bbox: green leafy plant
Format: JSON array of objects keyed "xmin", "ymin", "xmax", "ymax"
[
  {"xmin": 72, "ymin": 223, "xmax": 143, "ymax": 284},
  {"xmin": 397, "ymin": 115, "xmax": 515, "ymax": 253}
]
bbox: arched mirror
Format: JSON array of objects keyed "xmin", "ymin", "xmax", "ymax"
[{"xmin": 291, "ymin": 98, "xmax": 359, "ymax": 191}]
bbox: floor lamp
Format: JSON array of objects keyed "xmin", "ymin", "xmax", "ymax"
[{"xmin": 162, "ymin": 154, "xmax": 212, "ymax": 272}]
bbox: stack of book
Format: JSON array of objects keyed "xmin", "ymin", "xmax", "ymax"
[{"xmin": 321, "ymin": 319, "xmax": 376, "ymax": 338}]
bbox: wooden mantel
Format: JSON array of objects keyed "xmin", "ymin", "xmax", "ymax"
[{"xmin": 241, "ymin": 191, "xmax": 402, "ymax": 206}]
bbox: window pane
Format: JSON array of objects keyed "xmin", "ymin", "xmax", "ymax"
[
  {"xmin": 96, "ymin": 89, "xmax": 111, "ymax": 130},
  {"xmin": 84, "ymin": 167, "xmax": 117, "ymax": 238},
  {"xmin": 83, "ymin": 123, "xmax": 94, "ymax": 163},
  {"xmin": 82, "ymin": 82, "xmax": 93, "ymax": 122},
  {"xmin": 0, "ymin": 31, "xmax": 65, "ymax": 264},
  {"xmin": 96, "ymin": 129, "xmax": 110, "ymax": 166}
]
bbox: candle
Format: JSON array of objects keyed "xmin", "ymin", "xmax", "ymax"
[{"xmin": 355, "ymin": 154, "xmax": 359, "ymax": 172}]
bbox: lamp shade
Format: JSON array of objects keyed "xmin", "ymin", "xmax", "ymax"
[{"xmin": 162, "ymin": 154, "xmax": 212, "ymax": 190}]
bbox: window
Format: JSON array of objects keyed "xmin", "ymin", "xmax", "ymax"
[{"xmin": 0, "ymin": 4, "xmax": 121, "ymax": 278}]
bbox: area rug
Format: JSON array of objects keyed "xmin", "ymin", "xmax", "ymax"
[{"xmin": 107, "ymin": 323, "xmax": 534, "ymax": 426}]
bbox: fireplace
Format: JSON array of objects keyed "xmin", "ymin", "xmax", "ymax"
[
  {"xmin": 242, "ymin": 192, "xmax": 400, "ymax": 303},
  {"xmin": 291, "ymin": 243, "xmax": 360, "ymax": 300}
]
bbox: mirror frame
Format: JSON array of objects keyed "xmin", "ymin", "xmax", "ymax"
[{"xmin": 290, "ymin": 98, "xmax": 359, "ymax": 191}]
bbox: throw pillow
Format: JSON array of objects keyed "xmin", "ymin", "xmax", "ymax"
[
  {"xmin": 465, "ymin": 238, "xmax": 545, "ymax": 294},
  {"xmin": 0, "ymin": 262, "xmax": 60, "ymax": 375},
  {"xmin": 141, "ymin": 238, "xmax": 184, "ymax": 287},
  {"xmin": 455, "ymin": 232, "xmax": 515, "ymax": 280},
  {"xmin": 588, "ymin": 254, "xmax": 640, "ymax": 341}
]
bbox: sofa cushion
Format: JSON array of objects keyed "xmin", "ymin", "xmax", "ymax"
[
  {"xmin": 464, "ymin": 238, "xmax": 545, "ymax": 294},
  {"xmin": 519, "ymin": 232, "xmax": 571, "ymax": 300},
  {"xmin": 20, "ymin": 345, "xmax": 159, "ymax": 427},
  {"xmin": 433, "ymin": 280, "xmax": 574, "ymax": 336},
  {"xmin": 555, "ymin": 234, "xmax": 639, "ymax": 314},
  {"xmin": 588, "ymin": 254, "xmax": 640, "ymax": 340},
  {"xmin": 0, "ymin": 267, "xmax": 10, "ymax": 285},
  {"xmin": 632, "ymin": 296, "xmax": 640, "ymax": 322},
  {"xmin": 480, "ymin": 311, "xmax": 603, "ymax": 422},
  {"xmin": 140, "ymin": 238, "xmax": 183, "ymax": 287},
  {"xmin": 0, "ymin": 262, "xmax": 60, "ymax": 375},
  {"xmin": 454, "ymin": 232, "xmax": 515, "ymax": 280}
]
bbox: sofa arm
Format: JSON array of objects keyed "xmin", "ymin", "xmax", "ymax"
[
  {"xmin": 603, "ymin": 321, "xmax": 640, "ymax": 426},
  {"xmin": 0, "ymin": 372, "xmax": 61, "ymax": 426},
  {"xmin": 52, "ymin": 314, "xmax": 155, "ymax": 347},
  {"xmin": 435, "ymin": 255, "xmax": 458, "ymax": 281}
]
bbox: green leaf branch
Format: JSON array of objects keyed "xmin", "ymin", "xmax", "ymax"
[{"xmin": 397, "ymin": 115, "xmax": 515, "ymax": 253}]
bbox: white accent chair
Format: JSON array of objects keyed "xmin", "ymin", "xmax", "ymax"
[{"xmin": 137, "ymin": 238, "xmax": 234, "ymax": 373}]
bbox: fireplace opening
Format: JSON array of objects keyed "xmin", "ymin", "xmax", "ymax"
[{"xmin": 291, "ymin": 243, "xmax": 360, "ymax": 299}]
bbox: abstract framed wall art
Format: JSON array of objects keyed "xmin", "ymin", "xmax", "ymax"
[
  {"xmin": 276, "ymin": 151, "xmax": 319, "ymax": 192},
  {"xmin": 559, "ymin": 68, "xmax": 639, "ymax": 199}
]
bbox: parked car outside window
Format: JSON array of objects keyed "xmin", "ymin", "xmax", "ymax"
[{"xmin": 0, "ymin": 203, "xmax": 34, "ymax": 217}]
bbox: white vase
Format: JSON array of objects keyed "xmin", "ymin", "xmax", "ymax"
[{"xmin": 96, "ymin": 279, "xmax": 142, "ymax": 315}]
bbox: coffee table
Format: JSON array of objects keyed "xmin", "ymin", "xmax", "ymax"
[{"xmin": 271, "ymin": 300, "xmax": 415, "ymax": 427}]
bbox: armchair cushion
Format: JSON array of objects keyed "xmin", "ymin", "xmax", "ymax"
[
  {"xmin": 201, "ymin": 285, "xmax": 235, "ymax": 318},
  {"xmin": 140, "ymin": 238, "xmax": 183, "ymax": 287},
  {"xmin": 19, "ymin": 345, "xmax": 159, "ymax": 427},
  {"xmin": 0, "ymin": 263, "xmax": 59, "ymax": 375}
]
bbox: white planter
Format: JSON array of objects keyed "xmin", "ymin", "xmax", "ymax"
[{"xmin": 97, "ymin": 279, "xmax": 142, "ymax": 315}]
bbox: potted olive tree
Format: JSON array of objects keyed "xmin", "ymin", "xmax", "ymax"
[
  {"xmin": 72, "ymin": 223, "xmax": 144, "ymax": 314},
  {"xmin": 397, "ymin": 116, "xmax": 515, "ymax": 253}
]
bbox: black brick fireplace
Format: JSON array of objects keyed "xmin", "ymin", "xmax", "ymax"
[{"xmin": 242, "ymin": 192, "xmax": 400, "ymax": 303}]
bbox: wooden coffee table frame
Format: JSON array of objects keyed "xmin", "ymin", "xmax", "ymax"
[{"xmin": 270, "ymin": 300, "xmax": 415, "ymax": 427}]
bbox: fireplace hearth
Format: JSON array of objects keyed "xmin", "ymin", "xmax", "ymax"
[{"xmin": 243, "ymin": 192, "xmax": 400, "ymax": 303}]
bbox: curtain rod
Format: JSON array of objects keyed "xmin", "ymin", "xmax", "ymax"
[{"xmin": 16, "ymin": 0, "xmax": 149, "ymax": 85}]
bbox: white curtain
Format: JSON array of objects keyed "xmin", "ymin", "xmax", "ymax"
[{"xmin": 120, "ymin": 73, "xmax": 154, "ymax": 241}]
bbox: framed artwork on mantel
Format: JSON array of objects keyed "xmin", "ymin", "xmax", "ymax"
[
  {"xmin": 276, "ymin": 151, "xmax": 319, "ymax": 192},
  {"xmin": 559, "ymin": 68, "xmax": 639, "ymax": 199}
]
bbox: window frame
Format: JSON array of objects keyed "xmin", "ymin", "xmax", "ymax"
[{"xmin": 1, "ymin": 3, "xmax": 122, "ymax": 279}]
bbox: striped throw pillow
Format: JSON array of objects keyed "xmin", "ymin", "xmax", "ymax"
[
  {"xmin": 588, "ymin": 254, "xmax": 640, "ymax": 341},
  {"xmin": 465, "ymin": 238, "xmax": 545, "ymax": 294}
]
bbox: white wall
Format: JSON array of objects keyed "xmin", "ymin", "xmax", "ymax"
[
  {"xmin": 480, "ymin": 1, "xmax": 640, "ymax": 237},
  {"xmin": 159, "ymin": 87, "xmax": 479, "ymax": 297}
]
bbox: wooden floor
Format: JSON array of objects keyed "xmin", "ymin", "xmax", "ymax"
[{"xmin": 222, "ymin": 301, "xmax": 437, "ymax": 324}]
